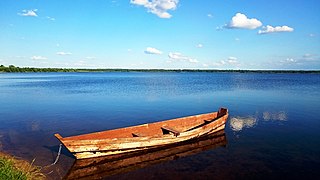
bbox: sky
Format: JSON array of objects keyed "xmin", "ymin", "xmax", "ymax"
[{"xmin": 0, "ymin": 0, "xmax": 319, "ymax": 70}]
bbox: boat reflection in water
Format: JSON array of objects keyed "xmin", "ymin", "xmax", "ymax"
[{"xmin": 64, "ymin": 130, "xmax": 227, "ymax": 179}]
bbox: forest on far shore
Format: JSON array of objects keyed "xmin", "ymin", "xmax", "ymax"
[{"xmin": 0, "ymin": 65, "xmax": 319, "ymax": 74}]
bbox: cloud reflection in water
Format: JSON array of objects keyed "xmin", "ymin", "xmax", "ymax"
[
  {"xmin": 230, "ymin": 111, "xmax": 287, "ymax": 132},
  {"xmin": 230, "ymin": 116, "xmax": 257, "ymax": 132},
  {"xmin": 263, "ymin": 111, "xmax": 287, "ymax": 121}
]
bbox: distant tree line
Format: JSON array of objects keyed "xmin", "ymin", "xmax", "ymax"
[
  {"xmin": 0, "ymin": 65, "xmax": 319, "ymax": 74},
  {"xmin": 0, "ymin": 65, "xmax": 77, "ymax": 73}
]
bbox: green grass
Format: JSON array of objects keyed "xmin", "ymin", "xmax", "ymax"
[
  {"xmin": 0, "ymin": 157, "xmax": 26, "ymax": 180},
  {"xmin": 0, "ymin": 153, "xmax": 45, "ymax": 180}
]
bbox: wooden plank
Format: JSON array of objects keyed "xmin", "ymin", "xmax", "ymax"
[
  {"xmin": 132, "ymin": 133, "xmax": 145, "ymax": 137},
  {"xmin": 161, "ymin": 126, "xmax": 180, "ymax": 137},
  {"xmin": 204, "ymin": 119, "xmax": 212, "ymax": 123},
  {"xmin": 54, "ymin": 133, "xmax": 63, "ymax": 140}
]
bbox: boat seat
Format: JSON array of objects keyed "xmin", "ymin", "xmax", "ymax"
[
  {"xmin": 132, "ymin": 132, "xmax": 145, "ymax": 137},
  {"xmin": 204, "ymin": 119, "xmax": 213, "ymax": 123},
  {"xmin": 161, "ymin": 126, "xmax": 180, "ymax": 137}
]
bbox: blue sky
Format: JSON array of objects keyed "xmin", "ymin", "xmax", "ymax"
[{"xmin": 0, "ymin": 0, "xmax": 319, "ymax": 70}]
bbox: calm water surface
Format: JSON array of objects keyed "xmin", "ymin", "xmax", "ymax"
[{"xmin": 0, "ymin": 72, "xmax": 319, "ymax": 179}]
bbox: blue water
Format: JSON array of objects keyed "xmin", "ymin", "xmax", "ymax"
[{"xmin": 0, "ymin": 72, "xmax": 319, "ymax": 179}]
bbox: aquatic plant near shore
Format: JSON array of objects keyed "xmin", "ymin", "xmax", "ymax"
[{"xmin": 0, "ymin": 152, "xmax": 45, "ymax": 180}]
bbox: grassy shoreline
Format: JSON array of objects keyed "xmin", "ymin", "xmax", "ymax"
[
  {"xmin": 1, "ymin": 65, "xmax": 319, "ymax": 74},
  {"xmin": 0, "ymin": 152, "xmax": 45, "ymax": 180}
]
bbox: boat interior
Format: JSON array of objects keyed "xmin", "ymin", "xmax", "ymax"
[{"xmin": 57, "ymin": 108, "xmax": 228, "ymax": 140}]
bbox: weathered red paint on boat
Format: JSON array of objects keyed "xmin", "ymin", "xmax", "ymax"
[{"xmin": 55, "ymin": 108, "xmax": 228, "ymax": 159}]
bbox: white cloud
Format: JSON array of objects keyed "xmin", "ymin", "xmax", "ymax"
[
  {"xmin": 46, "ymin": 16, "xmax": 55, "ymax": 21},
  {"xmin": 212, "ymin": 57, "xmax": 240, "ymax": 67},
  {"xmin": 258, "ymin": 25, "xmax": 294, "ymax": 34},
  {"xmin": 18, "ymin": 9, "xmax": 38, "ymax": 17},
  {"xmin": 14, "ymin": 56, "xmax": 26, "ymax": 59},
  {"xmin": 303, "ymin": 54, "xmax": 312, "ymax": 58},
  {"xmin": 54, "ymin": 62, "xmax": 70, "ymax": 66},
  {"xmin": 56, "ymin": 52, "xmax": 72, "ymax": 56},
  {"xmin": 189, "ymin": 59, "xmax": 199, "ymax": 63},
  {"xmin": 280, "ymin": 58, "xmax": 297, "ymax": 65},
  {"xmin": 130, "ymin": 61, "xmax": 145, "ymax": 67},
  {"xmin": 278, "ymin": 54, "xmax": 319, "ymax": 68},
  {"xmin": 144, "ymin": 47, "xmax": 163, "ymax": 55},
  {"xmin": 228, "ymin": 57, "xmax": 238, "ymax": 64},
  {"xmin": 130, "ymin": 0, "xmax": 179, "ymax": 19},
  {"xmin": 131, "ymin": 0, "xmax": 148, "ymax": 6},
  {"xmin": 295, "ymin": 53, "xmax": 320, "ymax": 62},
  {"xmin": 74, "ymin": 60, "xmax": 89, "ymax": 67},
  {"xmin": 212, "ymin": 60, "xmax": 226, "ymax": 66},
  {"xmin": 216, "ymin": 26, "xmax": 224, "ymax": 31},
  {"xmin": 301, "ymin": 54, "xmax": 319, "ymax": 61},
  {"xmin": 196, "ymin": 44, "xmax": 203, "ymax": 48},
  {"xmin": 168, "ymin": 52, "xmax": 198, "ymax": 63},
  {"xmin": 301, "ymin": 54, "xmax": 318, "ymax": 61},
  {"xmin": 226, "ymin": 13, "xmax": 262, "ymax": 29},
  {"xmin": 168, "ymin": 52, "xmax": 183, "ymax": 60},
  {"xmin": 207, "ymin": 14, "xmax": 213, "ymax": 18},
  {"xmin": 285, "ymin": 58, "xmax": 296, "ymax": 63},
  {"xmin": 30, "ymin": 56, "xmax": 47, "ymax": 60},
  {"xmin": 85, "ymin": 56, "xmax": 96, "ymax": 60}
]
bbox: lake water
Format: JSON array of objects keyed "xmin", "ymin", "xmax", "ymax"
[{"xmin": 0, "ymin": 72, "xmax": 319, "ymax": 179}]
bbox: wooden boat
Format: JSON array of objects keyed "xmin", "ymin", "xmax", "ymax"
[
  {"xmin": 55, "ymin": 107, "xmax": 228, "ymax": 159},
  {"xmin": 64, "ymin": 130, "xmax": 227, "ymax": 179}
]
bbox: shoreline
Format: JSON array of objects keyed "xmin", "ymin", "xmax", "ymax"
[{"xmin": 1, "ymin": 65, "xmax": 319, "ymax": 74}]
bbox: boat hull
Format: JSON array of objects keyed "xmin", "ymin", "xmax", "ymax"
[
  {"xmin": 55, "ymin": 108, "xmax": 228, "ymax": 159},
  {"xmin": 65, "ymin": 130, "xmax": 227, "ymax": 179}
]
